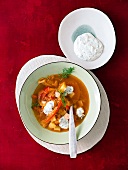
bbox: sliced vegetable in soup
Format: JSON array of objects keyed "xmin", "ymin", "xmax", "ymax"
[{"xmin": 31, "ymin": 67, "xmax": 89, "ymax": 132}]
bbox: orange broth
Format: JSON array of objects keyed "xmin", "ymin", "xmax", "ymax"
[{"xmin": 31, "ymin": 74, "xmax": 89, "ymax": 132}]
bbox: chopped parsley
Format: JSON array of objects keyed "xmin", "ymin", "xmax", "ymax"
[
  {"xmin": 60, "ymin": 67, "xmax": 75, "ymax": 78},
  {"xmin": 31, "ymin": 102, "xmax": 40, "ymax": 108},
  {"xmin": 58, "ymin": 91, "xmax": 67, "ymax": 106}
]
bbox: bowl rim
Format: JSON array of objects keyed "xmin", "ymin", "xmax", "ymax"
[{"xmin": 19, "ymin": 61, "xmax": 101, "ymax": 145}]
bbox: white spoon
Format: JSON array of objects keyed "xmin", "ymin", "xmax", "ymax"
[{"xmin": 69, "ymin": 106, "xmax": 77, "ymax": 158}]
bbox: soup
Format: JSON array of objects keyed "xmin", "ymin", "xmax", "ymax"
[{"xmin": 31, "ymin": 70, "xmax": 89, "ymax": 132}]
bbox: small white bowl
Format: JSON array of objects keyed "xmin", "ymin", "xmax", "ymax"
[{"xmin": 58, "ymin": 8, "xmax": 116, "ymax": 70}]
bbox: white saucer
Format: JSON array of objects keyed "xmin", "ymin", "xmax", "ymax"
[
  {"xmin": 58, "ymin": 8, "xmax": 116, "ymax": 70},
  {"xmin": 15, "ymin": 55, "xmax": 110, "ymax": 154}
]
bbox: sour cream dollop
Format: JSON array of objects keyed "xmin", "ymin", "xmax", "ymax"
[
  {"xmin": 43, "ymin": 101, "xmax": 54, "ymax": 115},
  {"xmin": 74, "ymin": 33, "xmax": 104, "ymax": 61},
  {"xmin": 59, "ymin": 116, "xmax": 69, "ymax": 129},
  {"xmin": 76, "ymin": 107, "xmax": 85, "ymax": 119},
  {"xmin": 65, "ymin": 86, "xmax": 74, "ymax": 95}
]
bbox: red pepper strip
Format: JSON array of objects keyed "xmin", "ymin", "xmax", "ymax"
[
  {"xmin": 38, "ymin": 87, "xmax": 50, "ymax": 101},
  {"xmin": 66, "ymin": 105, "xmax": 70, "ymax": 111},
  {"xmin": 41, "ymin": 100, "xmax": 62, "ymax": 125},
  {"xmin": 44, "ymin": 86, "xmax": 50, "ymax": 91}
]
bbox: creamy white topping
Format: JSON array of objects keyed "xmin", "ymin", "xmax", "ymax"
[
  {"xmin": 59, "ymin": 116, "xmax": 69, "ymax": 129},
  {"xmin": 65, "ymin": 86, "xmax": 74, "ymax": 95},
  {"xmin": 74, "ymin": 33, "xmax": 104, "ymax": 61},
  {"xmin": 55, "ymin": 91, "xmax": 60, "ymax": 98},
  {"xmin": 43, "ymin": 101, "xmax": 54, "ymax": 115},
  {"xmin": 76, "ymin": 107, "xmax": 85, "ymax": 119}
]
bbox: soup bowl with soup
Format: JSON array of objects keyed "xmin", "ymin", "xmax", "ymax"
[{"xmin": 19, "ymin": 61, "xmax": 101, "ymax": 144}]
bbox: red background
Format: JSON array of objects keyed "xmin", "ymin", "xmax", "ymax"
[{"xmin": 0, "ymin": 0, "xmax": 128, "ymax": 169}]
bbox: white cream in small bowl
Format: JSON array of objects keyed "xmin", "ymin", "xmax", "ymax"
[{"xmin": 74, "ymin": 33, "xmax": 104, "ymax": 61}]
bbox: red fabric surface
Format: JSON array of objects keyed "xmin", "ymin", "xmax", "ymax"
[{"xmin": 0, "ymin": 0, "xmax": 128, "ymax": 169}]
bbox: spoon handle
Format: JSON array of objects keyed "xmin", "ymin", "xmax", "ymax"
[{"xmin": 69, "ymin": 106, "xmax": 77, "ymax": 158}]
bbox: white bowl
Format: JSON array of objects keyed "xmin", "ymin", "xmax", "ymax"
[
  {"xmin": 19, "ymin": 61, "xmax": 101, "ymax": 144},
  {"xmin": 58, "ymin": 8, "xmax": 116, "ymax": 69}
]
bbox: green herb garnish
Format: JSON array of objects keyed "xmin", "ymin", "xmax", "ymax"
[
  {"xmin": 58, "ymin": 91, "xmax": 67, "ymax": 106},
  {"xmin": 31, "ymin": 102, "xmax": 40, "ymax": 108},
  {"xmin": 60, "ymin": 67, "xmax": 75, "ymax": 78},
  {"xmin": 61, "ymin": 95, "xmax": 66, "ymax": 106}
]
